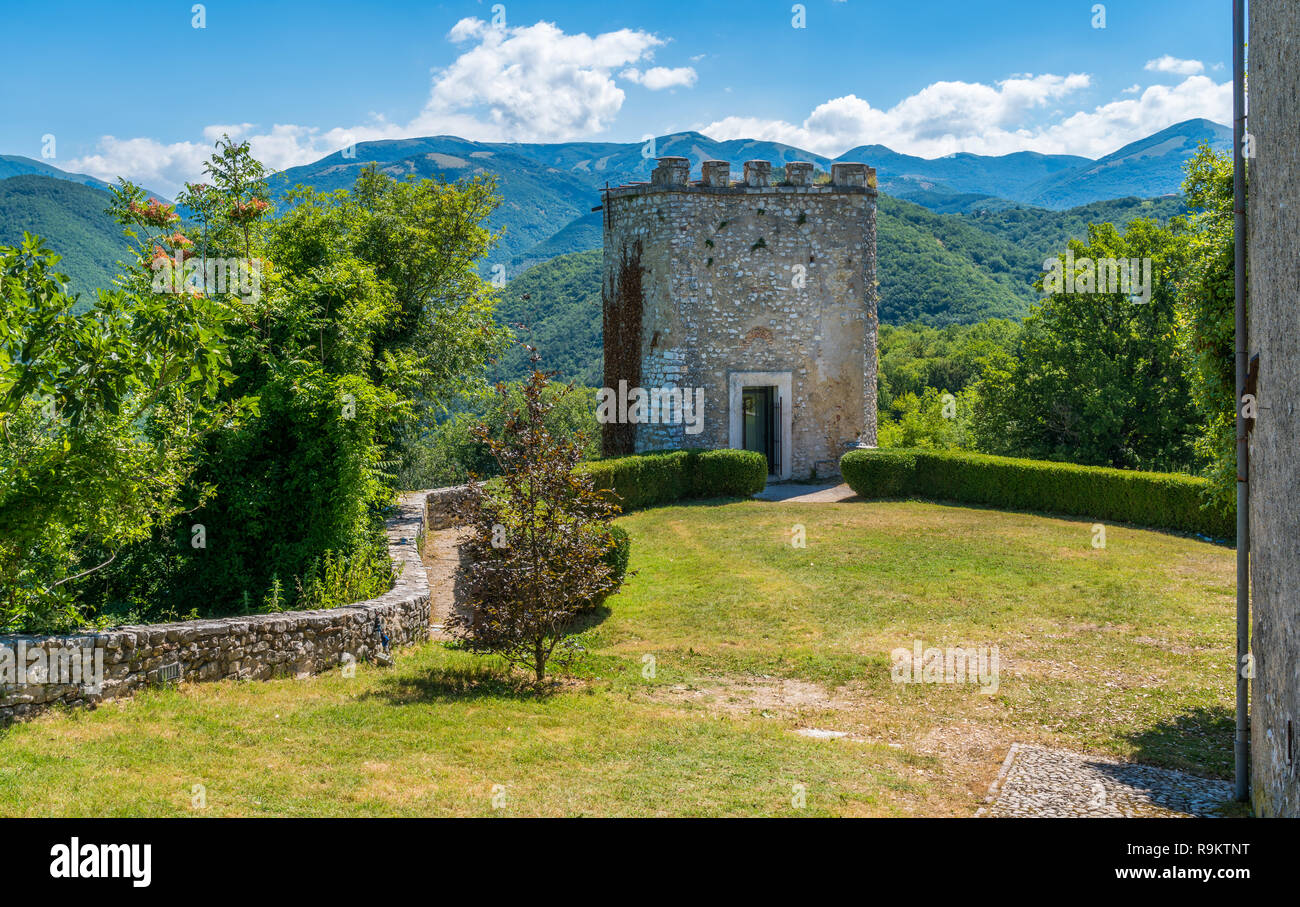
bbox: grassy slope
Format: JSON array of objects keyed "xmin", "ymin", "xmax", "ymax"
[{"xmin": 0, "ymin": 501, "xmax": 1234, "ymax": 817}]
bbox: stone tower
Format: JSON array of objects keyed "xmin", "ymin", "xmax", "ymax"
[{"xmin": 600, "ymin": 156, "xmax": 878, "ymax": 480}]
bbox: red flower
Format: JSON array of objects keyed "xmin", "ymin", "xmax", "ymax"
[
  {"xmin": 228, "ymin": 197, "xmax": 271, "ymax": 222},
  {"xmin": 131, "ymin": 198, "xmax": 180, "ymax": 227},
  {"xmin": 164, "ymin": 232, "xmax": 196, "ymax": 256}
]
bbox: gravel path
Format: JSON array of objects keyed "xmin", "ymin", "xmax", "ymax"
[{"xmin": 978, "ymin": 744, "xmax": 1235, "ymax": 817}]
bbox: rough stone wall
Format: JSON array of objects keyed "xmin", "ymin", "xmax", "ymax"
[
  {"xmin": 1249, "ymin": 0, "xmax": 1300, "ymax": 817},
  {"xmin": 0, "ymin": 493, "xmax": 434, "ymax": 724},
  {"xmin": 423, "ymin": 483, "xmax": 476, "ymax": 529},
  {"xmin": 602, "ymin": 158, "xmax": 878, "ymax": 478}
]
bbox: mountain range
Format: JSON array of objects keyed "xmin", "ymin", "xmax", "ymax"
[
  {"xmin": 0, "ymin": 119, "xmax": 1226, "ymax": 340},
  {"xmin": 269, "ymin": 117, "xmax": 1228, "ymax": 270}
]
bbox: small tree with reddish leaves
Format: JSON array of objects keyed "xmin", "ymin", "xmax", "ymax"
[{"xmin": 448, "ymin": 364, "xmax": 623, "ymax": 683}]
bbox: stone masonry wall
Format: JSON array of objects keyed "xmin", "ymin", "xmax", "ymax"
[
  {"xmin": 0, "ymin": 492, "xmax": 435, "ymax": 725},
  {"xmin": 602, "ymin": 158, "xmax": 878, "ymax": 479},
  {"xmin": 1248, "ymin": 0, "xmax": 1300, "ymax": 817}
]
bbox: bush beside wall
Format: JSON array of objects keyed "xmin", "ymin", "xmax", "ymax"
[
  {"xmin": 0, "ymin": 494, "xmax": 432, "ymax": 725},
  {"xmin": 576, "ymin": 449, "xmax": 768, "ymax": 511},
  {"xmin": 840, "ymin": 448, "xmax": 1233, "ymax": 539}
]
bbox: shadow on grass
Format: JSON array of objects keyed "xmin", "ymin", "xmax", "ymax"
[
  {"xmin": 845, "ymin": 495, "xmax": 1235, "ymax": 548},
  {"xmin": 366, "ymin": 610, "xmax": 613, "ymax": 706},
  {"xmin": 568, "ymin": 604, "xmax": 612, "ymax": 634},
  {"xmin": 620, "ymin": 495, "xmax": 752, "ymax": 515},
  {"xmin": 365, "ymin": 660, "xmax": 555, "ymax": 704},
  {"xmin": 1124, "ymin": 704, "xmax": 1235, "ymax": 779}
]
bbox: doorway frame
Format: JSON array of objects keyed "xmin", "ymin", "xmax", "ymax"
[{"xmin": 728, "ymin": 370, "xmax": 793, "ymax": 480}]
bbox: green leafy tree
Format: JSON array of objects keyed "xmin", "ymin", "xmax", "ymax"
[
  {"xmin": 86, "ymin": 138, "xmax": 507, "ymax": 619},
  {"xmin": 878, "ymin": 386, "xmax": 977, "ymax": 451},
  {"xmin": 971, "ymin": 219, "xmax": 1198, "ymax": 472},
  {"xmin": 400, "ymin": 367, "xmax": 600, "ymax": 489},
  {"xmin": 161, "ymin": 144, "xmax": 506, "ymax": 614},
  {"xmin": 877, "ymin": 319, "xmax": 1020, "ymax": 411},
  {"xmin": 1175, "ymin": 144, "xmax": 1238, "ymax": 517},
  {"xmin": 0, "ymin": 234, "xmax": 235, "ymax": 630}
]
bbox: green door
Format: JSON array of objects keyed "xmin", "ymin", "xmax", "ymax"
[{"xmin": 742, "ymin": 386, "xmax": 774, "ymax": 473}]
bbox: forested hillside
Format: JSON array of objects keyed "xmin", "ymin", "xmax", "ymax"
[
  {"xmin": 493, "ymin": 249, "xmax": 603, "ymax": 386},
  {"xmin": 492, "ymin": 194, "xmax": 1187, "ymax": 385},
  {"xmin": 0, "ymin": 175, "xmax": 122, "ymax": 299}
]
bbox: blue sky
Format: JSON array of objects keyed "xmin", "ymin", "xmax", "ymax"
[{"xmin": 0, "ymin": 0, "xmax": 1235, "ymax": 195}]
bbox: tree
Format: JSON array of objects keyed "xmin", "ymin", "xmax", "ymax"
[
  {"xmin": 96, "ymin": 138, "xmax": 507, "ymax": 619},
  {"xmin": 970, "ymin": 219, "xmax": 1199, "ymax": 472},
  {"xmin": 0, "ymin": 234, "xmax": 235, "ymax": 630},
  {"xmin": 399, "ymin": 372, "xmax": 600, "ymax": 489},
  {"xmin": 878, "ymin": 386, "xmax": 976, "ymax": 451},
  {"xmin": 1175, "ymin": 144, "xmax": 1238, "ymax": 517},
  {"xmin": 447, "ymin": 366, "xmax": 624, "ymax": 683}
]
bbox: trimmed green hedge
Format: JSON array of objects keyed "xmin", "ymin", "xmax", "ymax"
[
  {"xmin": 603, "ymin": 524, "xmax": 632, "ymax": 587},
  {"xmin": 840, "ymin": 448, "xmax": 1233, "ymax": 539},
  {"xmin": 576, "ymin": 449, "xmax": 768, "ymax": 511}
]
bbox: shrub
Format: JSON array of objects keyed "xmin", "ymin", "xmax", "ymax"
[
  {"xmin": 603, "ymin": 524, "xmax": 632, "ymax": 585},
  {"xmin": 168, "ymin": 371, "xmax": 395, "ymax": 615},
  {"xmin": 576, "ymin": 448, "xmax": 767, "ymax": 511},
  {"xmin": 585, "ymin": 524, "xmax": 632, "ymax": 611},
  {"xmin": 839, "ymin": 449, "xmax": 918, "ymax": 499},
  {"xmin": 449, "ymin": 369, "xmax": 625, "ymax": 683},
  {"xmin": 690, "ymin": 449, "xmax": 769, "ymax": 499},
  {"xmin": 840, "ymin": 448, "xmax": 1233, "ymax": 538}
]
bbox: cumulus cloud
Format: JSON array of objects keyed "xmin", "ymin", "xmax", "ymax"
[
  {"xmin": 1038, "ymin": 75, "xmax": 1231, "ymax": 156},
  {"xmin": 701, "ymin": 73, "xmax": 1091, "ymax": 157},
  {"xmin": 413, "ymin": 18, "xmax": 673, "ymax": 140},
  {"xmin": 67, "ymin": 18, "xmax": 689, "ymax": 195},
  {"xmin": 700, "ymin": 71, "xmax": 1229, "ymax": 159},
  {"xmin": 1144, "ymin": 56, "xmax": 1205, "ymax": 76},
  {"xmin": 68, "ymin": 136, "xmax": 211, "ymax": 197},
  {"xmin": 620, "ymin": 66, "xmax": 697, "ymax": 90}
]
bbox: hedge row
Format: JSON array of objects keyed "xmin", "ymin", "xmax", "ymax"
[
  {"xmin": 576, "ymin": 449, "xmax": 768, "ymax": 511},
  {"xmin": 840, "ymin": 448, "xmax": 1234, "ymax": 539}
]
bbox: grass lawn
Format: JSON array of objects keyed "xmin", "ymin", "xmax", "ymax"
[{"xmin": 0, "ymin": 499, "xmax": 1236, "ymax": 817}]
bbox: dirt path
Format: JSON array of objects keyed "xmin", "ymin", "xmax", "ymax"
[
  {"xmin": 753, "ymin": 482, "xmax": 859, "ymax": 503},
  {"xmin": 420, "ymin": 528, "xmax": 471, "ymax": 640}
]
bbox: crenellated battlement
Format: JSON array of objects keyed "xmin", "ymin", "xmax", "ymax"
[{"xmin": 607, "ymin": 157, "xmax": 876, "ymax": 198}]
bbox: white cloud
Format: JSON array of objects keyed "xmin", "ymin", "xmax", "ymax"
[
  {"xmin": 66, "ymin": 18, "xmax": 684, "ymax": 195},
  {"xmin": 701, "ymin": 73, "xmax": 1092, "ymax": 157},
  {"xmin": 620, "ymin": 66, "xmax": 698, "ymax": 90},
  {"xmin": 699, "ymin": 71, "xmax": 1229, "ymax": 159},
  {"xmin": 414, "ymin": 18, "xmax": 670, "ymax": 140},
  {"xmin": 67, "ymin": 136, "xmax": 211, "ymax": 197},
  {"xmin": 1145, "ymin": 56, "xmax": 1205, "ymax": 76},
  {"xmin": 1037, "ymin": 75, "xmax": 1231, "ymax": 157}
]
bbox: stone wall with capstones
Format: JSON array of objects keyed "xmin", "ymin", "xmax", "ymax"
[
  {"xmin": 601, "ymin": 157, "xmax": 879, "ymax": 478},
  {"xmin": 0, "ymin": 493, "xmax": 434, "ymax": 725},
  {"xmin": 1248, "ymin": 0, "xmax": 1300, "ymax": 818}
]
